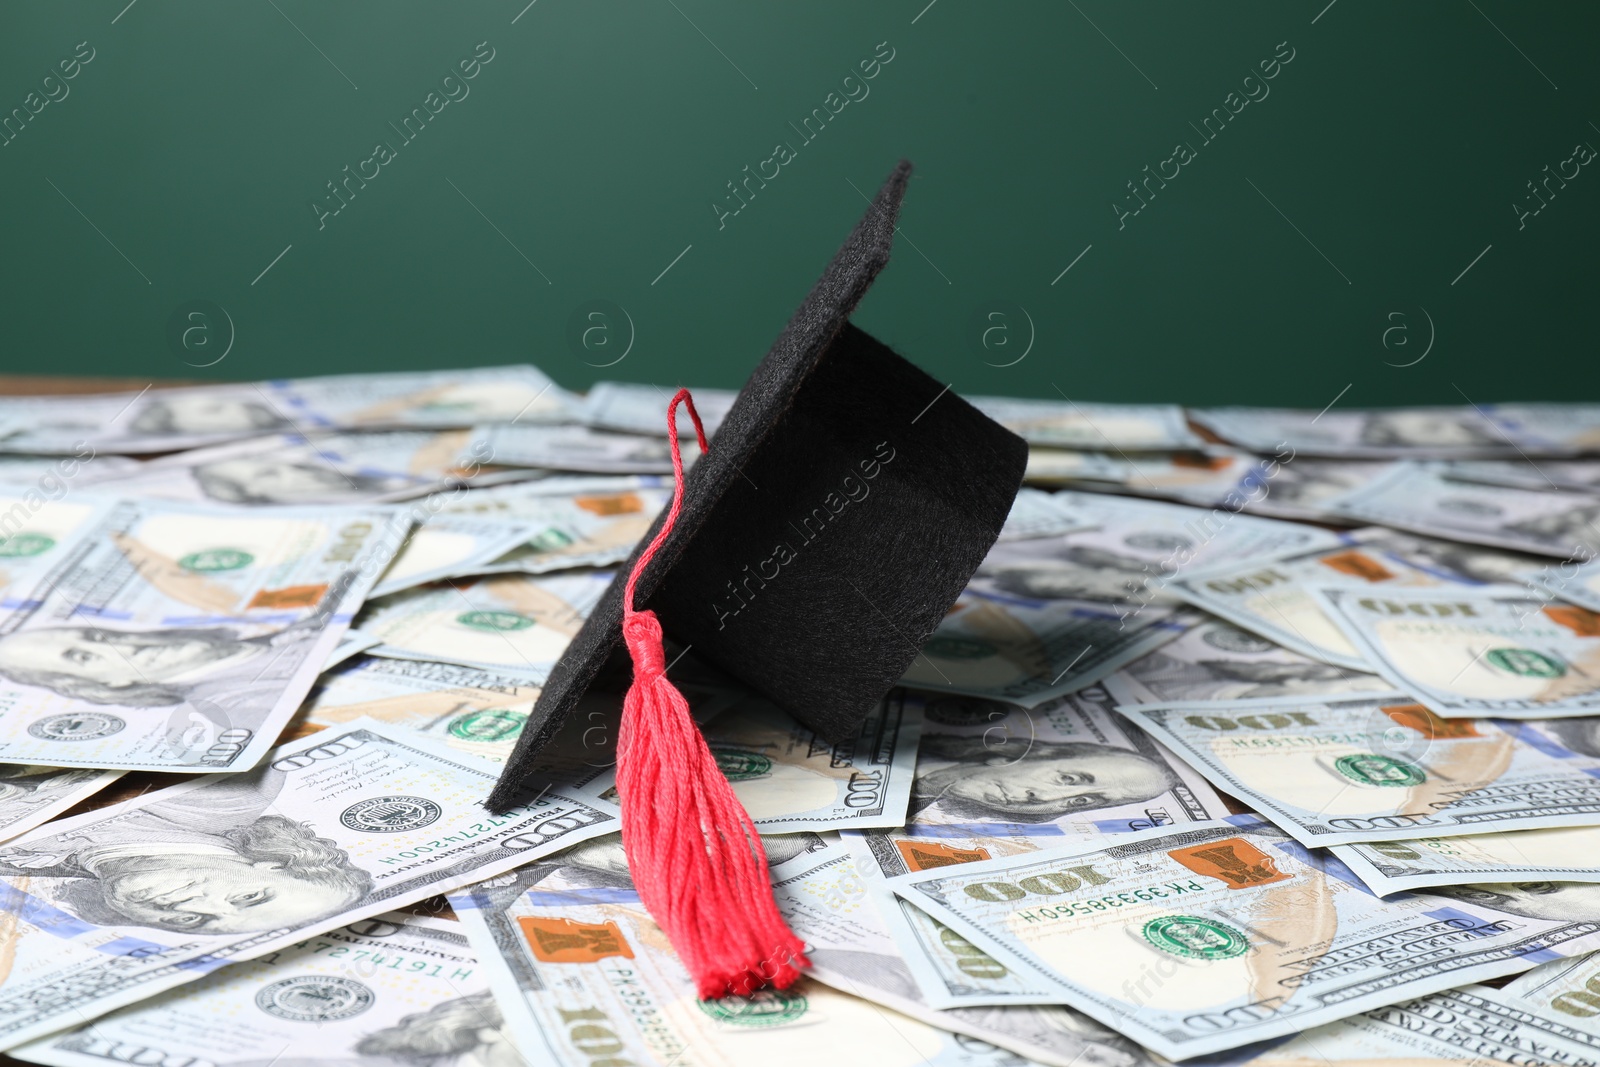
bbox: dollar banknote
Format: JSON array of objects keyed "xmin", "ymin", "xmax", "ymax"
[
  {"xmin": 449, "ymin": 836, "xmax": 1034, "ymax": 1067},
  {"xmin": 1444, "ymin": 457, "xmax": 1600, "ymax": 493},
  {"xmin": 1533, "ymin": 556, "xmax": 1600, "ymax": 615},
  {"xmin": 1175, "ymin": 457, "xmax": 1399, "ymax": 523},
  {"xmin": 322, "ymin": 628, "xmax": 382, "ymax": 671},
  {"xmin": 1104, "ymin": 617, "xmax": 1389, "ymax": 706},
  {"xmin": 0, "ymin": 487, "xmax": 114, "ymax": 595},
  {"xmin": 771, "ymin": 841, "xmax": 1166, "ymax": 1067},
  {"xmin": 580, "ymin": 381, "xmax": 738, "ymax": 436},
  {"xmin": 588, "ymin": 688, "xmax": 922, "ymax": 834},
  {"xmin": 998, "ymin": 489, "xmax": 1095, "ymax": 542},
  {"xmin": 302, "ymin": 656, "xmax": 544, "ymax": 762},
  {"xmin": 1191, "ymin": 405, "xmax": 1538, "ymax": 458},
  {"xmin": 1333, "ymin": 824, "xmax": 1600, "ymax": 895},
  {"xmin": 904, "ymin": 494, "xmax": 1334, "ymax": 706},
  {"xmin": 1499, "ymin": 949, "xmax": 1600, "ymax": 1023},
  {"xmin": 76, "ymin": 429, "xmax": 534, "ymax": 506},
  {"xmin": 850, "ymin": 685, "xmax": 1227, "ymax": 882},
  {"xmin": 0, "ymin": 499, "xmax": 408, "ymax": 773},
  {"xmin": 968, "ymin": 397, "xmax": 1202, "ymax": 450},
  {"xmin": 468, "ymin": 423, "xmax": 696, "ymax": 474},
  {"xmin": 1169, "ymin": 529, "xmax": 1545, "ymax": 670},
  {"xmin": 1227, "ymin": 984, "xmax": 1600, "ymax": 1066},
  {"xmin": 0, "ymin": 767, "xmax": 121, "ymax": 847},
  {"xmin": 1325, "ymin": 462, "xmax": 1600, "ymax": 559},
  {"xmin": 0, "ymin": 366, "xmax": 576, "ymax": 455},
  {"xmin": 0, "ymin": 719, "xmax": 617, "ymax": 1051},
  {"xmin": 371, "ymin": 515, "xmax": 540, "ymax": 597},
  {"xmin": 886, "ymin": 816, "xmax": 1600, "ymax": 1059},
  {"xmin": 981, "ymin": 492, "xmax": 1338, "ymax": 608},
  {"xmin": 1313, "ymin": 585, "xmax": 1600, "ymax": 717},
  {"xmin": 1021, "ymin": 449, "xmax": 1128, "ymax": 485},
  {"xmin": 434, "ymin": 479, "xmax": 669, "ymax": 575},
  {"xmin": 1121, "ymin": 694, "xmax": 1600, "ymax": 845},
  {"xmin": 358, "ymin": 571, "xmax": 610, "ymax": 682},
  {"xmin": 0, "ymin": 454, "xmax": 137, "ymax": 484},
  {"xmin": 11, "ymin": 911, "xmax": 504, "ymax": 1067}
]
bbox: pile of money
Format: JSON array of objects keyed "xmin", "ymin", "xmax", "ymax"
[{"xmin": 0, "ymin": 373, "xmax": 1597, "ymax": 1066}]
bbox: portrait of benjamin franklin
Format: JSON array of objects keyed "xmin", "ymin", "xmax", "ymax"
[
  {"xmin": 0, "ymin": 624, "xmax": 284, "ymax": 706},
  {"xmin": 982, "ymin": 546, "xmax": 1162, "ymax": 603},
  {"xmin": 1358, "ymin": 410, "xmax": 1501, "ymax": 450},
  {"xmin": 0, "ymin": 768, "xmax": 370, "ymax": 935},
  {"xmin": 1545, "ymin": 718, "xmax": 1600, "ymax": 760},
  {"xmin": 1433, "ymin": 881, "xmax": 1600, "ymax": 923},
  {"xmin": 910, "ymin": 733, "xmax": 1176, "ymax": 823},
  {"xmin": 193, "ymin": 458, "xmax": 413, "ymax": 505},
  {"xmin": 128, "ymin": 396, "xmax": 289, "ymax": 437},
  {"xmin": 353, "ymin": 991, "xmax": 521, "ymax": 1067}
]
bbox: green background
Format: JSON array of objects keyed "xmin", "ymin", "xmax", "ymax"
[{"xmin": 1, "ymin": 0, "xmax": 1594, "ymax": 407}]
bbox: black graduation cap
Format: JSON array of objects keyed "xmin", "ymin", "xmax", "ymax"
[{"xmin": 488, "ymin": 159, "xmax": 1027, "ymax": 811}]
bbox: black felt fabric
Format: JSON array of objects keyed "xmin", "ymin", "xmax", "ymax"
[{"xmin": 487, "ymin": 159, "xmax": 1027, "ymax": 811}]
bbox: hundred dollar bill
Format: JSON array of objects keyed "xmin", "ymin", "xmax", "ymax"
[
  {"xmin": 1105, "ymin": 617, "xmax": 1389, "ymax": 706},
  {"xmin": 1120, "ymin": 694, "xmax": 1600, "ymax": 845},
  {"xmin": 1228, "ymin": 984, "xmax": 1600, "ymax": 1066},
  {"xmin": 1533, "ymin": 557, "xmax": 1600, "ymax": 615},
  {"xmin": 0, "ymin": 366, "xmax": 576, "ymax": 455},
  {"xmin": 358, "ymin": 570, "xmax": 610, "ymax": 682},
  {"xmin": 968, "ymin": 397, "xmax": 1202, "ymax": 450},
  {"xmin": 589, "ymin": 689, "xmax": 922, "ymax": 834},
  {"xmin": 1192, "ymin": 406, "xmax": 1524, "ymax": 458},
  {"xmin": 904, "ymin": 494, "xmax": 1334, "ymax": 706},
  {"xmin": 886, "ymin": 816, "xmax": 1600, "ymax": 1059},
  {"xmin": 1022, "ymin": 449, "xmax": 1128, "ymax": 485},
  {"xmin": 0, "ymin": 454, "xmax": 137, "ymax": 484},
  {"xmin": 1444, "ymin": 457, "xmax": 1600, "ymax": 493},
  {"xmin": 76, "ymin": 429, "xmax": 533, "ymax": 506},
  {"xmin": 322, "ymin": 628, "xmax": 381, "ymax": 671},
  {"xmin": 1500, "ymin": 950, "xmax": 1600, "ymax": 1022},
  {"xmin": 468, "ymin": 423, "xmax": 696, "ymax": 474},
  {"xmin": 1313, "ymin": 585, "xmax": 1600, "ymax": 718},
  {"xmin": 580, "ymin": 381, "xmax": 738, "ymax": 436},
  {"xmin": 1333, "ymin": 824, "xmax": 1600, "ymax": 896},
  {"xmin": 998, "ymin": 489, "xmax": 1094, "ymax": 542},
  {"xmin": 0, "ymin": 719, "xmax": 617, "ymax": 1051},
  {"xmin": 0, "ymin": 500, "xmax": 407, "ymax": 773},
  {"xmin": 1169, "ymin": 529, "xmax": 1545, "ymax": 670},
  {"xmin": 1325, "ymin": 462, "xmax": 1600, "ymax": 559},
  {"xmin": 450, "ymin": 836, "xmax": 1031, "ymax": 1067},
  {"xmin": 1174, "ymin": 457, "xmax": 1398, "ymax": 524},
  {"xmin": 850, "ymin": 685, "xmax": 1227, "ymax": 881},
  {"xmin": 0, "ymin": 487, "xmax": 114, "ymax": 596},
  {"xmin": 434, "ymin": 480, "xmax": 669, "ymax": 575},
  {"xmin": 0, "ymin": 767, "xmax": 121, "ymax": 847},
  {"xmin": 980, "ymin": 492, "xmax": 1338, "ymax": 608},
  {"xmin": 771, "ymin": 842, "xmax": 1165, "ymax": 1066},
  {"xmin": 371, "ymin": 515, "xmax": 540, "ymax": 597},
  {"xmin": 10, "ymin": 912, "xmax": 506, "ymax": 1067}
]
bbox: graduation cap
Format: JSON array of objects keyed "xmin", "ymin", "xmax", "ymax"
[{"xmin": 488, "ymin": 159, "xmax": 1028, "ymax": 996}]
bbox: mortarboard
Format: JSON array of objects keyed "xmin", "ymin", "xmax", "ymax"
[{"xmin": 487, "ymin": 159, "xmax": 1028, "ymax": 996}]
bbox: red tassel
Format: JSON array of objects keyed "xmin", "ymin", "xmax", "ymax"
[{"xmin": 615, "ymin": 388, "xmax": 810, "ymax": 999}]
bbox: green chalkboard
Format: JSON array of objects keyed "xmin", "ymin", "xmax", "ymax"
[{"xmin": 0, "ymin": 1, "xmax": 1594, "ymax": 408}]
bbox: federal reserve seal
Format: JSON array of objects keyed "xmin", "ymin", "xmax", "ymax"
[
  {"xmin": 696, "ymin": 987, "xmax": 808, "ymax": 1026},
  {"xmin": 1485, "ymin": 647, "xmax": 1566, "ymax": 677},
  {"xmin": 455, "ymin": 610, "xmax": 534, "ymax": 631},
  {"xmin": 0, "ymin": 532, "xmax": 54, "ymax": 558},
  {"xmin": 340, "ymin": 795, "xmax": 442, "ymax": 833},
  {"xmin": 1142, "ymin": 915, "xmax": 1250, "ymax": 960},
  {"xmin": 256, "ymin": 976, "xmax": 375, "ymax": 1021},
  {"xmin": 1334, "ymin": 753, "xmax": 1425, "ymax": 787},
  {"xmin": 28, "ymin": 713, "xmax": 125, "ymax": 741},
  {"xmin": 179, "ymin": 547, "xmax": 255, "ymax": 572},
  {"xmin": 711, "ymin": 747, "xmax": 773, "ymax": 781},
  {"xmin": 448, "ymin": 708, "xmax": 528, "ymax": 742}
]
